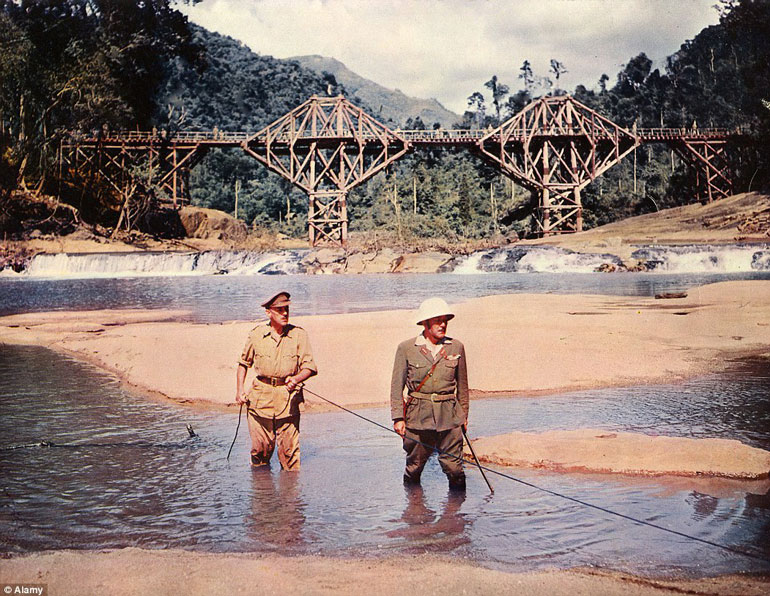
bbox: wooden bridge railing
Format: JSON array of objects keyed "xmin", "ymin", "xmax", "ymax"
[{"xmin": 71, "ymin": 126, "xmax": 747, "ymax": 145}]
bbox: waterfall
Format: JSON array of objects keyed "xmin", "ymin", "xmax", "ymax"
[
  {"xmin": 451, "ymin": 244, "xmax": 770, "ymax": 274},
  {"xmin": 20, "ymin": 250, "xmax": 306, "ymax": 278},
  {"xmin": 453, "ymin": 246, "xmax": 623, "ymax": 273},
  {"xmin": 12, "ymin": 243, "xmax": 770, "ymax": 278},
  {"xmin": 630, "ymin": 245, "xmax": 770, "ymax": 273}
]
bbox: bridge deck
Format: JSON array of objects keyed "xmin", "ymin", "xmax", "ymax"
[{"xmin": 66, "ymin": 126, "xmax": 746, "ymax": 148}]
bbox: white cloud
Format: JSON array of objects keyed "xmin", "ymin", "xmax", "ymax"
[{"xmin": 180, "ymin": 0, "xmax": 719, "ymax": 114}]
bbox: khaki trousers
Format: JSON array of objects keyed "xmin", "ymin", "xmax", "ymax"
[
  {"xmin": 403, "ymin": 426, "xmax": 465, "ymax": 486},
  {"xmin": 247, "ymin": 412, "xmax": 300, "ymax": 471}
]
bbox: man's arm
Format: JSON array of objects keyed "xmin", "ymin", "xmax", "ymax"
[
  {"xmin": 391, "ymin": 343, "xmax": 408, "ymax": 436},
  {"xmin": 236, "ymin": 332, "xmax": 256, "ymax": 405},
  {"xmin": 457, "ymin": 343, "xmax": 470, "ymax": 429},
  {"xmin": 287, "ymin": 328, "xmax": 318, "ymax": 392},
  {"xmin": 286, "ymin": 367, "xmax": 316, "ymax": 392},
  {"xmin": 236, "ymin": 363, "xmax": 248, "ymax": 404}
]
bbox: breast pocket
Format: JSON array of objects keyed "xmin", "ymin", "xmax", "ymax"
[
  {"xmin": 407, "ymin": 361, "xmax": 430, "ymax": 386},
  {"xmin": 281, "ymin": 352, "xmax": 299, "ymax": 375},
  {"xmin": 440, "ymin": 358, "xmax": 459, "ymax": 381}
]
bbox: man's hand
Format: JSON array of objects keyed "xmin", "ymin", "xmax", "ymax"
[
  {"xmin": 285, "ymin": 376, "xmax": 299, "ymax": 392},
  {"xmin": 235, "ymin": 392, "xmax": 249, "ymax": 405},
  {"xmin": 286, "ymin": 368, "xmax": 314, "ymax": 393},
  {"xmin": 393, "ymin": 420, "xmax": 405, "ymax": 437}
]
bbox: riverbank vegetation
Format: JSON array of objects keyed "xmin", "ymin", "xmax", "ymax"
[{"xmin": 0, "ymin": 0, "xmax": 768, "ymax": 248}]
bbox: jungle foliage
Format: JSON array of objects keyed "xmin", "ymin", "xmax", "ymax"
[
  {"xmin": 1, "ymin": 0, "xmax": 768, "ymax": 241},
  {"xmin": 0, "ymin": 0, "xmax": 203, "ymax": 228}
]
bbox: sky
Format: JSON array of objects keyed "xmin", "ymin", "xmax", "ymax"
[{"xmin": 179, "ymin": 0, "xmax": 721, "ymax": 115}]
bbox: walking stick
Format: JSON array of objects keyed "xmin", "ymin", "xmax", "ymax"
[
  {"xmin": 462, "ymin": 426, "xmax": 494, "ymax": 494},
  {"xmin": 227, "ymin": 402, "xmax": 243, "ymax": 461}
]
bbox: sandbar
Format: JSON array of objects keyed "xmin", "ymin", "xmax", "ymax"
[
  {"xmin": 1, "ymin": 280, "xmax": 768, "ymax": 411},
  {"xmin": 0, "ymin": 549, "xmax": 768, "ymax": 596},
  {"xmin": 468, "ymin": 429, "xmax": 770, "ymax": 479}
]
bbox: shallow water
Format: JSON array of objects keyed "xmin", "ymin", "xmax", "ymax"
[
  {"xmin": 1, "ymin": 345, "xmax": 768, "ymax": 577},
  {"xmin": 1, "ymin": 271, "xmax": 770, "ymax": 322}
]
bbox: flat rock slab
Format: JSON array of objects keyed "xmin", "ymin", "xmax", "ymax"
[
  {"xmin": 468, "ymin": 429, "xmax": 770, "ymax": 479},
  {"xmin": 390, "ymin": 251, "xmax": 453, "ymax": 273}
]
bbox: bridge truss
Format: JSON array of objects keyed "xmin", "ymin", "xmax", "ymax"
[
  {"xmin": 59, "ymin": 95, "xmax": 743, "ymax": 246},
  {"xmin": 477, "ymin": 95, "xmax": 639, "ymax": 235},
  {"xmin": 241, "ymin": 96, "xmax": 410, "ymax": 245}
]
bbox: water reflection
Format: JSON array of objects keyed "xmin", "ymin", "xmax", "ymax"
[
  {"xmin": 2, "ymin": 271, "xmax": 770, "ymax": 321},
  {"xmin": 246, "ymin": 469, "xmax": 307, "ymax": 549},
  {"xmin": 386, "ymin": 485, "xmax": 470, "ymax": 553},
  {"xmin": 746, "ymin": 489, "xmax": 770, "ymax": 511}
]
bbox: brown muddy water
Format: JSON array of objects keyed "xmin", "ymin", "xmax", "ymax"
[{"xmin": 0, "ymin": 345, "xmax": 768, "ymax": 578}]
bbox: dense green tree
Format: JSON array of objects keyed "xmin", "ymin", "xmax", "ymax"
[
  {"xmin": 518, "ymin": 60, "xmax": 534, "ymax": 94},
  {"xmin": 484, "ymin": 75, "xmax": 509, "ymax": 124},
  {"xmin": 0, "ymin": 0, "xmax": 201, "ymax": 209},
  {"xmin": 549, "ymin": 59, "xmax": 567, "ymax": 93}
]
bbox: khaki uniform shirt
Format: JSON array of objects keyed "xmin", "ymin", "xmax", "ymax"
[
  {"xmin": 390, "ymin": 335, "xmax": 469, "ymax": 432},
  {"xmin": 239, "ymin": 322, "xmax": 317, "ymax": 419}
]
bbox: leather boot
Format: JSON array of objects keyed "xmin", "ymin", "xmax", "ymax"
[
  {"xmin": 403, "ymin": 473, "xmax": 421, "ymax": 486},
  {"xmin": 447, "ymin": 473, "xmax": 466, "ymax": 492}
]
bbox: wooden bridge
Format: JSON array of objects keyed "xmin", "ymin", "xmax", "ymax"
[{"xmin": 59, "ymin": 94, "xmax": 746, "ymax": 246}]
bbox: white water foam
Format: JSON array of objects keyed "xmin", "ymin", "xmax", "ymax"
[
  {"xmin": 631, "ymin": 245, "xmax": 770, "ymax": 273},
  {"xmin": 451, "ymin": 244, "xmax": 770, "ymax": 274},
  {"xmin": 451, "ymin": 251, "xmax": 490, "ymax": 274},
  {"xmin": 454, "ymin": 246, "xmax": 623, "ymax": 274},
  {"xmin": 13, "ymin": 244, "xmax": 770, "ymax": 278},
  {"xmin": 21, "ymin": 250, "xmax": 304, "ymax": 279},
  {"xmin": 515, "ymin": 248, "xmax": 620, "ymax": 273}
]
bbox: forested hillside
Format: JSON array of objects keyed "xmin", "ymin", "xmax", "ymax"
[
  {"xmin": 0, "ymin": 0, "xmax": 201, "ymax": 218},
  {"xmin": 1, "ymin": 0, "xmax": 768, "ymax": 244}
]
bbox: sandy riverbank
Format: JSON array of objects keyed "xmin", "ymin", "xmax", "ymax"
[
  {"xmin": 0, "ymin": 549, "xmax": 767, "ymax": 596},
  {"xmin": 1, "ymin": 280, "xmax": 768, "ymax": 412},
  {"xmin": 519, "ymin": 192, "xmax": 770, "ymax": 262}
]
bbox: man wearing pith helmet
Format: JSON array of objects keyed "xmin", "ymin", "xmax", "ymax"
[
  {"xmin": 390, "ymin": 297, "xmax": 470, "ymax": 490},
  {"xmin": 236, "ymin": 291, "xmax": 317, "ymax": 470}
]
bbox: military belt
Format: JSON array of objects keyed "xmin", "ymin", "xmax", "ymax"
[
  {"xmin": 408, "ymin": 391, "xmax": 455, "ymax": 402},
  {"xmin": 257, "ymin": 375, "xmax": 287, "ymax": 387}
]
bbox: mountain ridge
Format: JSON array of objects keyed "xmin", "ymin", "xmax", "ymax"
[{"xmin": 290, "ymin": 54, "xmax": 461, "ymax": 128}]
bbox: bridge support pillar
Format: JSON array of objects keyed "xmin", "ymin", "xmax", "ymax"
[
  {"xmin": 478, "ymin": 95, "xmax": 636, "ymax": 237},
  {"xmin": 535, "ymin": 186, "xmax": 584, "ymax": 236},
  {"xmin": 308, "ymin": 191, "xmax": 348, "ymax": 247},
  {"xmin": 156, "ymin": 145, "xmax": 208, "ymax": 207},
  {"xmin": 243, "ymin": 95, "xmax": 409, "ymax": 248},
  {"xmin": 672, "ymin": 139, "xmax": 732, "ymax": 203}
]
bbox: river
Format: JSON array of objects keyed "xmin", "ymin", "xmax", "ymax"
[{"xmin": 0, "ymin": 250, "xmax": 769, "ymax": 578}]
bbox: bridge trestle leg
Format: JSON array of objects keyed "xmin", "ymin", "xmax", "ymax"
[
  {"xmin": 536, "ymin": 186, "xmax": 583, "ymax": 236},
  {"xmin": 157, "ymin": 146, "xmax": 208, "ymax": 208},
  {"xmin": 673, "ymin": 139, "xmax": 732, "ymax": 203},
  {"xmin": 308, "ymin": 191, "xmax": 348, "ymax": 247}
]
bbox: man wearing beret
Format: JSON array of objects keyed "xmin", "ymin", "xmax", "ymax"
[
  {"xmin": 236, "ymin": 291, "xmax": 317, "ymax": 470},
  {"xmin": 391, "ymin": 297, "xmax": 469, "ymax": 490}
]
